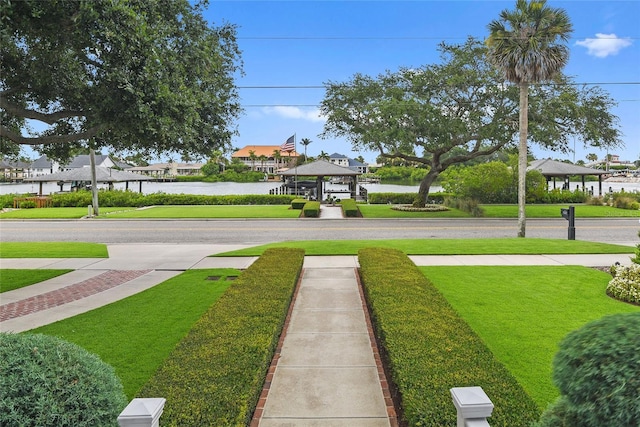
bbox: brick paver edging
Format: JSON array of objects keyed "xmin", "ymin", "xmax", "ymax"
[{"xmin": 0, "ymin": 270, "xmax": 151, "ymax": 322}]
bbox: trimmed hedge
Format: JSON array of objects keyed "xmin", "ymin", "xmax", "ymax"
[
  {"xmin": 0, "ymin": 333, "xmax": 127, "ymax": 426},
  {"xmin": 291, "ymin": 198, "xmax": 307, "ymax": 209},
  {"xmin": 368, "ymin": 192, "xmax": 450, "ymax": 204},
  {"xmin": 44, "ymin": 190, "xmax": 296, "ymax": 207},
  {"xmin": 358, "ymin": 248, "xmax": 539, "ymax": 427},
  {"xmin": 137, "ymin": 248, "xmax": 304, "ymax": 426},
  {"xmin": 340, "ymin": 198, "xmax": 360, "ymax": 217},
  {"xmin": 302, "ymin": 201, "xmax": 320, "ymax": 217}
]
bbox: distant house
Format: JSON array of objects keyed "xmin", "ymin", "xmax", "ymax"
[
  {"xmin": 127, "ymin": 162, "xmax": 204, "ymax": 178},
  {"xmin": 0, "ymin": 159, "xmax": 31, "ymax": 181},
  {"xmin": 329, "ymin": 153, "xmax": 369, "ymax": 174},
  {"xmin": 62, "ymin": 154, "xmax": 116, "ymax": 170},
  {"xmin": 31, "ymin": 155, "xmax": 61, "ymax": 176},
  {"xmin": 232, "ymin": 145, "xmax": 301, "ymax": 174}
]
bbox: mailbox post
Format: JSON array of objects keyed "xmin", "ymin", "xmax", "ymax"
[{"xmin": 560, "ymin": 206, "xmax": 575, "ymax": 240}]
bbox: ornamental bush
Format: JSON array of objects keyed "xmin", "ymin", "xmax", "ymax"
[
  {"xmin": 0, "ymin": 333, "xmax": 127, "ymax": 427},
  {"xmin": 535, "ymin": 313, "xmax": 640, "ymax": 427},
  {"xmin": 138, "ymin": 248, "xmax": 304, "ymax": 426},
  {"xmin": 302, "ymin": 201, "xmax": 320, "ymax": 217},
  {"xmin": 291, "ymin": 198, "xmax": 307, "ymax": 209},
  {"xmin": 358, "ymin": 248, "xmax": 539, "ymax": 426},
  {"xmin": 340, "ymin": 198, "xmax": 360, "ymax": 217},
  {"xmin": 606, "ymin": 263, "xmax": 640, "ymax": 304},
  {"xmin": 47, "ymin": 190, "xmax": 296, "ymax": 207}
]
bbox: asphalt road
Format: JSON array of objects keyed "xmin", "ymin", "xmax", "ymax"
[{"xmin": 1, "ymin": 218, "xmax": 638, "ymax": 246}]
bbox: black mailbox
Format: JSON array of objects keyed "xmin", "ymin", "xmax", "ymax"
[{"xmin": 560, "ymin": 206, "xmax": 575, "ymax": 240}]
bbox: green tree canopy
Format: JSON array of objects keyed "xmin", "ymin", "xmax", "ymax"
[
  {"xmin": 320, "ymin": 38, "xmax": 620, "ymax": 206},
  {"xmin": 0, "ymin": 0, "xmax": 242, "ymax": 161}
]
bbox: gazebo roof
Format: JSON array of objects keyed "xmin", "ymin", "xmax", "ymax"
[
  {"xmin": 528, "ymin": 159, "xmax": 606, "ymax": 177},
  {"xmin": 26, "ymin": 167, "xmax": 151, "ymax": 182},
  {"xmin": 278, "ymin": 160, "xmax": 361, "ymax": 177}
]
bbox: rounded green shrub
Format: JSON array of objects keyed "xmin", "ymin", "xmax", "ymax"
[
  {"xmin": 0, "ymin": 333, "xmax": 127, "ymax": 426},
  {"xmin": 19, "ymin": 200, "xmax": 37, "ymax": 209},
  {"xmin": 607, "ymin": 263, "xmax": 640, "ymax": 304},
  {"xmin": 536, "ymin": 313, "xmax": 640, "ymax": 426}
]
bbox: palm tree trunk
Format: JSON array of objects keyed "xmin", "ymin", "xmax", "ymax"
[{"xmin": 517, "ymin": 83, "xmax": 528, "ymax": 238}]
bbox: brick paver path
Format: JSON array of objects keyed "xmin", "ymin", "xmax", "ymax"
[{"xmin": 0, "ymin": 270, "xmax": 151, "ymax": 322}]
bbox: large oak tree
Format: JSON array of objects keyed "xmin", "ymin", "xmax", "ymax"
[
  {"xmin": 320, "ymin": 38, "xmax": 620, "ymax": 207},
  {"xmin": 0, "ymin": 0, "xmax": 242, "ymax": 161}
]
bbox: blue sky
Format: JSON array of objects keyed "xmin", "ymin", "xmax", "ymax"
[{"xmin": 205, "ymin": 0, "xmax": 639, "ymax": 164}]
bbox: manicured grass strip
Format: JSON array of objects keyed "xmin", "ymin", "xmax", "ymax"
[
  {"xmin": 481, "ymin": 204, "xmax": 640, "ymax": 218},
  {"xmin": 138, "ymin": 248, "xmax": 305, "ymax": 426},
  {"xmin": 0, "ymin": 242, "xmax": 108, "ymax": 258},
  {"xmin": 0, "ymin": 269, "xmax": 73, "ymax": 293},
  {"xmin": 422, "ymin": 266, "xmax": 640, "ymax": 410},
  {"xmin": 32, "ymin": 269, "xmax": 239, "ymax": 399},
  {"xmin": 101, "ymin": 205, "xmax": 302, "ymax": 218},
  {"xmin": 218, "ymin": 238, "xmax": 633, "ymax": 257},
  {"xmin": 358, "ymin": 248, "xmax": 540, "ymax": 427},
  {"xmin": 0, "ymin": 207, "xmax": 134, "ymax": 219},
  {"xmin": 2, "ymin": 203, "xmax": 635, "ymax": 219},
  {"xmin": 358, "ymin": 204, "xmax": 639, "ymax": 218}
]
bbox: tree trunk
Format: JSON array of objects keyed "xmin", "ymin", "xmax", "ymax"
[
  {"xmin": 517, "ymin": 83, "xmax": 529, "ymax": 238},
  {"xmin": 414, "ymin": 169, "xmax": 440, "ymax": 207},
  {"xmin": 90, "ymin": 149, "xmax": 99, "ymax": 216}
]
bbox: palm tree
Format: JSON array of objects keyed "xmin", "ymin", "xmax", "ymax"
[
  {"xmin": 318, "ymin": 151, "xmax": 330, "ymax": 161},
  {"xmin": 300, "ymin": 138, "xmax": 312, "ymax": 162},
  {"xmin": 258, "ymin": 154, "xmax": 268, "ymax": 172},
  {"xmin": 486, "ymin": 0, "xmax": 572, "ymax": 237},
  {"xmin": 248, "ymin": 150, "xmax": 257, "ymax": 171},
  {"xmin": 586, "ymin": 153, "xmax": 598, "ymax": 164},
  {"xmin": 272, "ymin": 149, "xmax": 282, "ymax": 171}
]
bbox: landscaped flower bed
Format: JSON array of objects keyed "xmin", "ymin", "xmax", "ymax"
[
  {"xmin": 358, "ymin": 247, "xmax": 539, "ymax": 427},
  {"xmin": 607, "ymin": 263, "xmax": 640, "ymax": 304},
  {"xmin": 138, "ymin": 248, "xmax": 304, "ymax": 426},
  {"xmin": 390, "ymin": 204, "xmax": 449, "ymax": 212}
]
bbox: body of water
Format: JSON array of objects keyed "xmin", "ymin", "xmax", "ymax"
[{"xmin": 1, "ymin": 180, "xmax": 637, "ymax": 196}]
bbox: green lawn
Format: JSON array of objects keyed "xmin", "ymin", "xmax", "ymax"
[
  {"xmin": 0, "ymin": 269, "xmax": 73, "ymax": 293},
  {"xmin": 422, "ymin": 265, "xmax": 640, "ymax": 409},
  {"xmin": 0, "ymin": 207, "xmax": 135, "ymax": 219},
  {"xmin": 2, "ymin": 203, "xmax": 636, "ymax": 219},
  {"xmin": 0, "ymin": 242, "xmax": 108, "ymax": 258},
  {"xmin": 217, "ymin": 238, "xmax": 634, "ymax": 257},
  {"xmin": 32, "ymin": 268, "xmax": 239, "ymax": 399},
  {"xmin": 100, "ymin": 205, "xmax": 302, "ymax": 218},
  {"xmin": 482, "ymin": 204, "xmax": 640, "ymax": 218}
]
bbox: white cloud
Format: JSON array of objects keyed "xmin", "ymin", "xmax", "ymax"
[
  {"xmin": 575, "ymin": 33, "xmax": 632, "ymax": 58},
  {"xmin": 261, "ymin": 106, "xmax": 326, "ymax": 123}
]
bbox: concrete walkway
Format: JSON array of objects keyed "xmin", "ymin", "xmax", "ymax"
[
  {"xmin": 319, "ymin": 205, "xmax": 344, "ymax": 219},
  {"xmin": 0, "ymin": 245, "xmax": 635, "ymax": 426},
  {"xmin": 254, "ymin": 267, "xmax": 395, "ymax": 426}
]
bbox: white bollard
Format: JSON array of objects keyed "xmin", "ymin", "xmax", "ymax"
[
  {"xmin": 117, "ymin": 398, "xmax": 166, "ymax": 427},
  {"xmin": 450, "ymin": 386, "xmax": 494, "ymax": 427}
]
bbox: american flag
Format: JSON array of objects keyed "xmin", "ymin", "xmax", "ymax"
[{"xmin": 280, "ymin": 135, "xmax": 295, "ymax": 152}]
